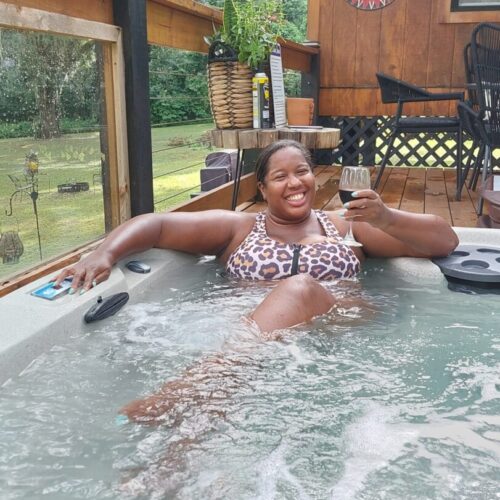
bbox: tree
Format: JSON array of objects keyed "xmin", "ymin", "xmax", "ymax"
[{"xmin": 17, "ymin": 32, "xmax": 94, "ymax": 139}]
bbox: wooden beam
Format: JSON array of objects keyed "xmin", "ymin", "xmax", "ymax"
[
  {"xmin": 151, "ymin": 0, "xmax": 222, "ymax": 22},
  {"xmin": 280, "ymin": 37, "xmax": 319, "ymax": 73},
  {"xmin": 0, "ymin": 240, "xmax": 103, "ymax": 298},
  {"xmin": 307, "ymin": 0, "xmax": 321, "ymax": 42},
  {"xmin": 1, "ymin": 0, "xmax": 113, "ymax": 23},
  {"xmin": 0, "ymin": 2, "xmax": 120, "ymax": 41},
  {"xmin": 147, "ymin": 0, "xmax": 217, "ymax": 53},
  {"xmin": 103, "ymin": 37, "xmax": 131, "ymax": 226},
  {"xmin": 171, "ymin": 173, "xmax": 257, "ymax": 212}
]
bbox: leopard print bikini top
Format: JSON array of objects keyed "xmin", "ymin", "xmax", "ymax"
[{"xmin": 225, "ymin": 210, "xmax": 360, "ymax": 281}]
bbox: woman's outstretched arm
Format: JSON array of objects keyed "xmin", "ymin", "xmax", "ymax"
[{"xmin": 54, "ymin": 210, "xmax": 251, "ymax": 292}]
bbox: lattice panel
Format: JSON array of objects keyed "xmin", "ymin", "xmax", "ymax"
[{"xmin": 318, "ymin": 116, "xmax": 494, "ymax": 168}]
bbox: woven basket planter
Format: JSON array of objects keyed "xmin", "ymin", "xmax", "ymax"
[{"xmin": 208, "ymin": 42, "xmax": 253, "ymax": 129}]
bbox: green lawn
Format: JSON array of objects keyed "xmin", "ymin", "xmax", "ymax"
[{"xmin": 0, "ymin": 122, "xmax": 214, "ymax": 281}]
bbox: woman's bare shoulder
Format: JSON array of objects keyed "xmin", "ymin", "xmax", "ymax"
[
  {"xmin": 218, "ymin": 210, "xmax": 259, "ymax": 260},
  {"xmin": 323, "ymin": 210, "xmax": 348, "ymax": 230}
]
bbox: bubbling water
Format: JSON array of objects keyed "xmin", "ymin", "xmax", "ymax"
[{"xmin": 0, "ymin": 261, "xmax": 498, "ymax": 499}]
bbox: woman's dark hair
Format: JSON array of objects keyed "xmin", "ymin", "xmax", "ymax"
[{"xmin": 255, "ymin": 140, "xmax": 313, "ymax": 184}]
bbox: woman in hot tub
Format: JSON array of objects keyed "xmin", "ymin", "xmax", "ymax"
[{"xmin": 56, "ymin": 139, "xmax": 457, "ymax": 332}]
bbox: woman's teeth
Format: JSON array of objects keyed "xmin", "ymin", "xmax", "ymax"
[{"xmin": 287, "ymin": 193, "xmax": 304, "ymax": 201}]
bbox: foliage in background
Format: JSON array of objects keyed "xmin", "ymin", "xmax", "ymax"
[
  {"xmin": 149, "ymin": 46, "xmax": 211, "ymax": 126},
  {"xmin": 0, "ymin": 1, "xmax": 307, "ymax": 137},
  {"xmin": 280, "ymin": 0, "xmax": 308, "ymax": 42},
  {"xmin": 200, "ymin": 0, "xmax": 308, "ymax": 43},
  {"xmin": 0, "ymin": 30, "xmax": 97, "ymax": 139}
]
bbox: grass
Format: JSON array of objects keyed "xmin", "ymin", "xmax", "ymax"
[{"xmin": 0, "ymin": 122, "xmax": 214, "ymax": 281}]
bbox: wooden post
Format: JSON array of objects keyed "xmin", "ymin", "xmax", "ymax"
[
  {"xmin": 113, "ymin": 0, "xmax": 154, "ymax": 216},
  {"xmin": 301, "ymin": 48, "xmax": 320, "ymax": 126}
]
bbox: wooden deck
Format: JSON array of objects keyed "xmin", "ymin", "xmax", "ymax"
[{"xmin": 240, "ymin": 166, "xmax": 482, "ymax": 228}]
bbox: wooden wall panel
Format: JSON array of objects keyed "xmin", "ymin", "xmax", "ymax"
[
  {"xmin": 319, "ymin": 0, "xmax": 336, "ymax": 87},
  {"xmin": 401, "ymin": 0, "xmax": 432, "ymax": 86},
  {"xmin": 451, "ymin": 24, "xmax": 473, "ymax": 87},
  {"xmin": 331, "ymin": 0, "xmax": 357, "ymax": 86},
  {"xmin": 354, "ymin": 9, "xmax": 381, "ymax": 86},
  {"xmin": 318, "ymin": 0, "xmax": 477, "ymax": 117},
  {"xmin": 307, "ymin": 0, "xmax": 321, "ymax": 42},
  {"xmin": 427, "ymin": 0, "xmax": 455, "ymax": 86},
  {"xmin": 379, "ymin": 0, "xmax": 407, "ymax": 77}
]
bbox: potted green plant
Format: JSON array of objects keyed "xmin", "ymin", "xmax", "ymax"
[{"xmin": 206, "ymin": 0, "xmax": 283, "ymax": 129}]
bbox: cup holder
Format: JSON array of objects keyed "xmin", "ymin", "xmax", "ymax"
[
  {"xmin": 477, "ymin": 248, "xmax": 500, "ymax": 254},
  {"xmin": 461, "ymin": 260, "xmax": 489, "ymax": 269},
  {"xmin": 432, "ymin": 244, "xmax": 500, "ymax": 286},
  {"xmin": 451, "ymin": 250, "xmax": 469, "ymax": 257}
]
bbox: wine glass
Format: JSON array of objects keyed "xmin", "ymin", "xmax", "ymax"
[{"xmin": 338, "ymin": 166, "xmax": 371, "ymax": 247}]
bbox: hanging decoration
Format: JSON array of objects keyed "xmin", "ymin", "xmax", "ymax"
[
  {"xmin": 0, "ymin": 230, "xmax": 24, "ymax": 264},
  {"xmin": 5, "ymin": 150, "xmax": 43, "ymax": 261},
  {"xmin": 345, "ymin": 0, "xmax": 396, "ymax": 10}
]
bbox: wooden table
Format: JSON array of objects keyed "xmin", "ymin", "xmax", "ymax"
[{"xmin": 210, "ymin": 127, "xmax": 341, "ymax": 209}]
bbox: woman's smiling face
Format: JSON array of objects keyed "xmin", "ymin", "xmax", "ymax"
[{"xmin": 258, "ymin": 146, "xmax": 316, "ymax": 223}]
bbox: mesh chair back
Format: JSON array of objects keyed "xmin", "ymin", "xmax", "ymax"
[
  {"xmin": 471, "ymin": 23, "xmax": 500, "ymax": 146},
  {"xmin": 464, "ymin": 43, "xmax": 480, "ymax": 111},
  {"xmin": 376, "ymin": 73, "xmax": 431, "ymax": 104}
]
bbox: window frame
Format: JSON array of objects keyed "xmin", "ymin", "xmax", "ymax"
[
  {"xmin": 439, "ymin": 0, "xmax": 500, "ymax": 22},
  {"xmin": 451, "ymin": 0, "xmax": 500, "ymax": 11},
  {"xmin": 0, "ymin": 2, "xmax": 130, "ymax": 297}
]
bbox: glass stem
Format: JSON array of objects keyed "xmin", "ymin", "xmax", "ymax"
[{"xmin": 347, "ymin": 221, "xmax": 355, "ymax": 241}]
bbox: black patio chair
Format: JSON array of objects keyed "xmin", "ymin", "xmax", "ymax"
[
  {"xmin": 374, "ymin": 73, "xmax": 464, "ymax": 199},
  {"xmin": 460, "ymin": 42, "xmax": 485, "ymax": 192},
  {"xmin": 468, "ymin": 22, "xmax": 500, "ymax": 214}
]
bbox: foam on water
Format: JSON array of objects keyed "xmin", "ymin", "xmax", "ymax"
[{"xmin": 329, "ymin": 402, "xmax": 419, "ymax": 499}]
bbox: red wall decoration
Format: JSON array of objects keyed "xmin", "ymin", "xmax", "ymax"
[{"xmin": 345, "ymin": 0, "xmax": 396, "ymax": 10}]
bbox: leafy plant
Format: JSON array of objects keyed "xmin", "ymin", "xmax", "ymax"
[{"xmin": 209, "ymin": 0, "xmax": 284, "ymax": 69}]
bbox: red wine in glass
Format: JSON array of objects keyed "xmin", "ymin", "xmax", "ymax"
[
  {"xmin": 339, "ymin": 189, "xmax": 357, "ymax": 204},
  {"xmin": 338, "ymin": 166, "xmax": 371, "ymax": 247}
]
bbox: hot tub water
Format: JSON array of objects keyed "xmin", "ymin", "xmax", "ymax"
[{"xmin": 0, "ymin": 260, "xmax": 498, "ymax": 499}]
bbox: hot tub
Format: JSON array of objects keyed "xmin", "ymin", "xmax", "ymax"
[{"xmin": 0, "ymin": 228, "xmax": 499, "ymax": 499}]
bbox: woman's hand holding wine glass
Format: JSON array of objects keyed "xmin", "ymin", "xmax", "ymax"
[{"xmin": 338, "ymin": 166, "xmax": 371, "ymax": 247}]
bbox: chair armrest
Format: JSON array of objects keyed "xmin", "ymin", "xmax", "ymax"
[
  {"xmin": 399, "ymin": 92, "xmax": 464, "ymax": 103},
  {"xmin": 457, "ymin": 101, "xmax": 489, "ymax": 143}
]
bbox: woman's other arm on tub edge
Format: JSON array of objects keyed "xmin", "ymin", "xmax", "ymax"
[{"xmin": 55, "ymin": 139, "xmax": 458, "ymax": 333}]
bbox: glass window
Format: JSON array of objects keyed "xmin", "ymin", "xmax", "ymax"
[
  {"xmin": 0, "ymin": 28, "xmax": 110, "ymax": 281},
  {"xmin": 452, "ymin": 0, "xmax": 500, "ymax": 11}
]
